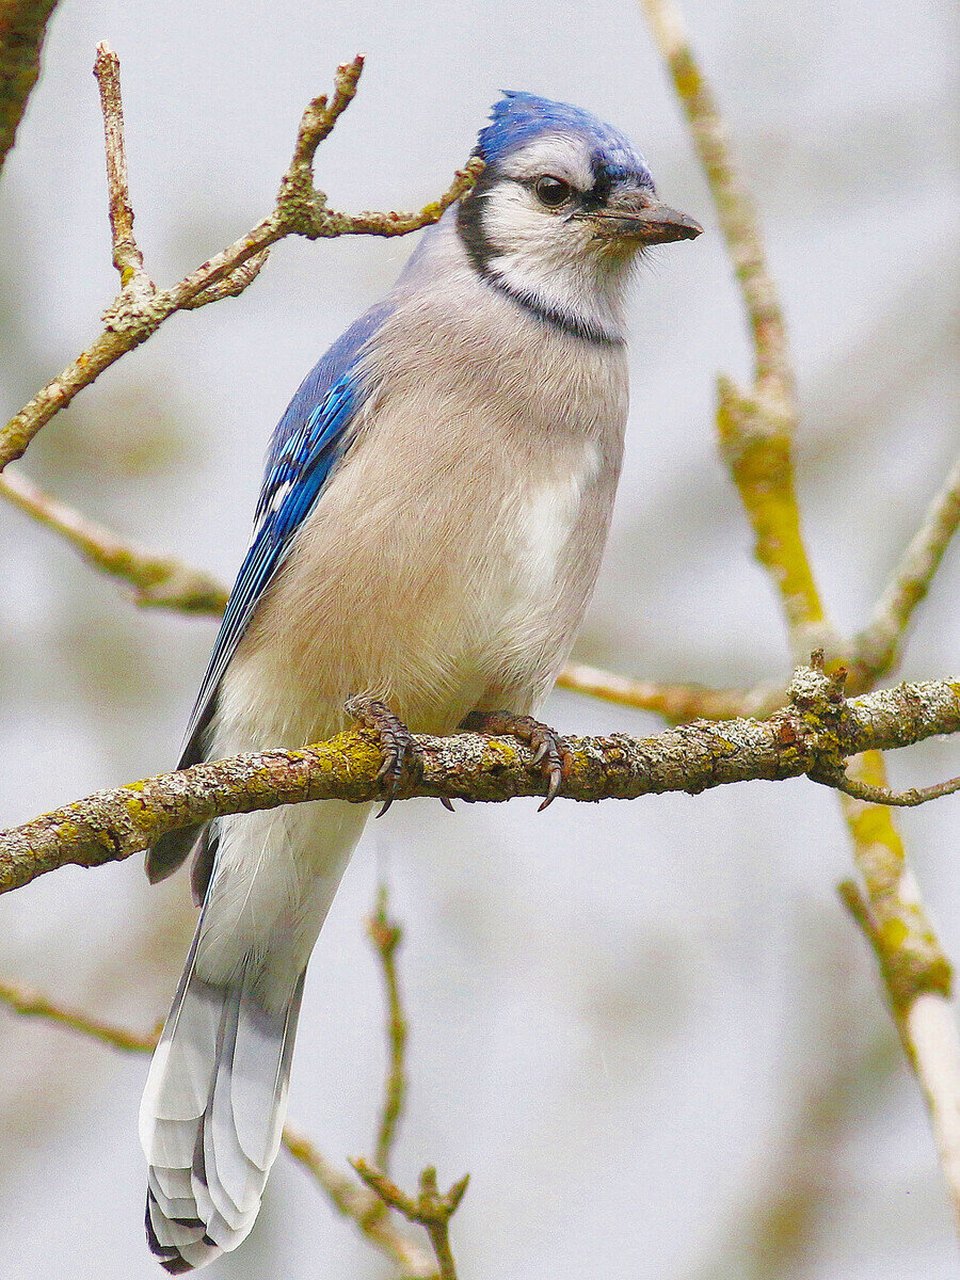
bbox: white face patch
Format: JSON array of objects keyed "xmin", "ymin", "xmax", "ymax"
[{"xmin": 475, "ymin": 134, "xmax": 640, "ymax": 341}]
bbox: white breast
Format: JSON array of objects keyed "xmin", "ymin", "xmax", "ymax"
[{"xmin": 512, "ymin": 440, "xmax": 604, "ymax": 601}]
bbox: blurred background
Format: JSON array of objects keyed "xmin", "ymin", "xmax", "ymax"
[{"xmin": 0, "ymin": 1, "xmax": 958, "ymax": 1276}]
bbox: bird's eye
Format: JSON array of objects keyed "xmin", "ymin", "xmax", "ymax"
[{"xmin": 534, "ymin": 175, "xmax": 573, "ymax": 208}]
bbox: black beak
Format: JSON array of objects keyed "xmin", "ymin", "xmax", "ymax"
[{"xmin": 589, "ymin": 197, "xmax": 703, "ymax": 246}]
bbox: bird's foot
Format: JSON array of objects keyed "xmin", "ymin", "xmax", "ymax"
[
  {"xmin": 460, "ymin": 710, "xmax": 572, "ymax": 811},
  {"xmin": 345, "ymin": 696, "xmax": 423, "ymax": 817}
]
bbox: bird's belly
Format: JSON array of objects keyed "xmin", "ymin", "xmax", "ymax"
[{"xmin": 220, "ymin": 435, "xmax": 612, "ymax": 749}]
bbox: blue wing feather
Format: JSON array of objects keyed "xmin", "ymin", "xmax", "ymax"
[{"xmin": 177, "ymin": 299, "xmax": 393, "ymax": 766}]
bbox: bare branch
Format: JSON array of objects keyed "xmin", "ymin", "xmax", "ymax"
[
  {"xmin": 643, "ymin": 0, "xmax": 960, "ymax": 1224},
  {"xmin": 0, "ymin": 0, "xmax": 59, "ymax": 171},
  {"xmin": 638, "ymin": 0, "xmax": 791, "ymax": 408},
  {"xmin": 284, "ymin": 1127, "xmax": 438, "ymax": 1277},
  {"xmin": 0, "ymin": 978, "xmax": 439, "ymax": 1274},
  {"xmin": 557, "ymin": 661, "xmax": 782, "ymax": 722},
  {"xmin": 2, "ymin": 667, "xmax": 959, "ymax": 897},
  {"xmin": 853, "ymin": 453, "xmax": 960, "ymax": 684},
  {"xmin": 640, "ymin": 0, "xmax": 835, "ymax": 662},
  {"xmin": 813, "ymin": 765, "xmax": 960, "ymax": 808},
  {"xmin": 352, "ymin": 1159, "xmax": 468, "ymax": 1280},
  {"xmin": 0, "ymin": 977, "xmax": 159, "ymax": 1050},
  {"xmin": 93, "ymin": 43, "xmax": 148, "ymax": 286},
  {"xmin": 0, "ymin": 50, "xmax": 483, "ymax": 472},
  {"xmin": 179, "ymin": 250, "xmax": 269, "ymax": 309},
  {"xmin": 0, "ymin": 469, "xmax": 229, "ymax": 611},
  {"xmin": 367, "ymin": 887, "xmax": 408, "ymax": 1176}
]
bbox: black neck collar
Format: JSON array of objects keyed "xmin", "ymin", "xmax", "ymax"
[{"xmin": 456, "ymin": 172, "xmax": 624, "ymax": 349}]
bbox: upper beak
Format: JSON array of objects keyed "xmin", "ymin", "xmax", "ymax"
[{"xmin": 589, "ymin": 196, "xmax": 703, "ymax": 246}]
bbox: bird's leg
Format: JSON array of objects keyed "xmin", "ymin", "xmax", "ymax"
[
  {"xmin": 460, "ymin": 710, "xmax": 573, "ymax": 811},
  {"xmin": 345, "ymin": 695, "xmax": 425, "ymax": 817}
]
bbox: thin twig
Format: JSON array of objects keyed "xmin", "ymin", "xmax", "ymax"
[
  {"xmin": 557, "ymin": 661, "xmax": 782, "ymax": 722},
  {"xmin": 93, "ymin": 43, "xmax": 147, "ymax": 285},
  {"xmin": 284, "ymin": 1127, "xmax": 438, "ymax": 1277},
  {"xmin": 0, "ymin": 51, "xmax": 483, "ymax": 472},
  {"xmin": 0, "ymin": 978, "xmax": 439, "ymax": 1274},
  {"xmin": 352, "ymin": 1159, "xmax": 468, "ymax": 1280},
  {"xmin": 853, "ymin": 453, "xmax": 960, "ymax": 685},
  {"xmin": 0, "ymin": 978, "xmax": 159, "ymax": 1050},
  {"xmin": 368, "ymin": 886, "xmax": 408, "ymax": 1175},
  {"xmin": 0, "ymin": 469, "xmax": 229, "ymax": 612},
  {"xmin": 812, "ymin": 767, "xmax": 960, "ymax": 808}
]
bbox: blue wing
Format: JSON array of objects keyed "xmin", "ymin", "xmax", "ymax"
[{"xmin": 177, "ymin": 299, "xmax": 393, "ymax": 768}]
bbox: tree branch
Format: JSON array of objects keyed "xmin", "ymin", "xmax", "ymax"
[
  {"xmin": 0, "ymin": 0, "xmax": 59, "ymax": 172},
  {"xmin": 351, "ymin": 1160, "xmax": 468, "ymax": 1280},
  {"xmin": 0, "ymin": 468, "xmax": 230, "ymax": 611},
  {"xmin": 640, "ymin": 0, "xmax": 834, "ymax": 663},
  {"xmin": 2, "ymin": 666, "xmax": 958, "ymax": 897},
  {"xmin": 642, "ymin": 0, "xmax": 960, "ymax": 1229},
  {"xmin": 852, "ymin": 452, "xmax": 960, "ymax": 686},
  {"xmin": 367, "ymin": 887, "xmax": 409, "ymax": 1176},
  {"xmin": 0, "ymin": 949, "xmax": 440, "ymax": 1276},
  {"xmin": 0, "ymin": 49, "xmax": 483, "ymax": 472},
  {"xmin": 93, "ymin": 43, "xmax": 147, "ymax": 287},
  {"xmin": 0, "ymin": 977, "xmax": 159, "ymax": 1050},
  {"xmin": 557, "ymin": 661, "xmax": 782, "ymax": 722}
]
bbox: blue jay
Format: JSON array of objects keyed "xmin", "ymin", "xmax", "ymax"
[{"xmin": 139, "ymin": 90, "xmax": 701, "ymax": 1271}]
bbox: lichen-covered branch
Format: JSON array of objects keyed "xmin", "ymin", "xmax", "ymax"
[
  {"xmin": 2, "ymin": 666, "xmax": 958, "ymax": 897},
  {"xmin": 0, "ymin": 469, "xmax": 229, "ymax": 611},
  {"xmin": 640, "ymin": 0, "xmax": 833, "ymax": 662},
  {"xmin": 0, "ymin": 0, "xmax": 59, "ymax": 171},
  {"xmin": 639, "ymin": 0, "xmax": 791, "ymax": 407},
  {"xmin": 643, "ymin": 0, "xmax": 960, "ymax": 1229},
  {"xmin": 0, "ymin": 50, "xmax": 483, "ymax": 472}
]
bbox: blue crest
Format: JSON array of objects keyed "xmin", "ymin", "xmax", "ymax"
[{"xmin": 476, "ymin": 90, "xmax": 652, "ymax": 186}]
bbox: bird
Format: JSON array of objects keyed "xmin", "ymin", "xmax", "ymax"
[{"xmin": 138, "ymin": 89, "xmax": 701, "ymax": 1271}]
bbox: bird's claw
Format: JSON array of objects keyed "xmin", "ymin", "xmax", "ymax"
[
  {"xmin": 460, "ymin": 710, "xmax": 572, "ymax": 811},
  {"xmin": 345, "ymin": 695, "xmax": 423, "ymax": 817}
]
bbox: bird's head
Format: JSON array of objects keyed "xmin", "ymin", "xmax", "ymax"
[{"xmin": 456, "ymin": 91, "xmax": 702, "ymax": 342}]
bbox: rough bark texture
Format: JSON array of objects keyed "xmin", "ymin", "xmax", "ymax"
[{"xmin": 2, "ymin": 670, "xmax": 958, "ymax": 896}]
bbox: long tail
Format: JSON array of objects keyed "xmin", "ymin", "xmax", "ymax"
[
  {"xmin": 140, "ymin": 800, "xmax": 368, "ymax": 1271},
  {"xmin": 140, "ymin": 938, "xmax": 304, "ymax": 1271}
]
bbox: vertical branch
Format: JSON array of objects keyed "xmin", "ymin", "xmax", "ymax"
[
  {"xmin": 639, "ymin": 0, "xmax": 791, "ymax": 407},
  {"xmin": 641, "ymin": 0, "xmax": 960, "ymax": 1228},
  {"xmin": 93, "ymin": 42, "xmax": 148, "ymax": 287},
  {"xmin": 368, "ymin": 885, "xmax": 409, "ymax": 1175},
  {"xmin": 640, "ymin": 0, "xmax": 832, "ymax": 662}
]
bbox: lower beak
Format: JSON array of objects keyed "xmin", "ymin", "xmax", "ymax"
[{"xmin": 591, "ymin": 199, "xmax": 703, "ymax": 246}]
